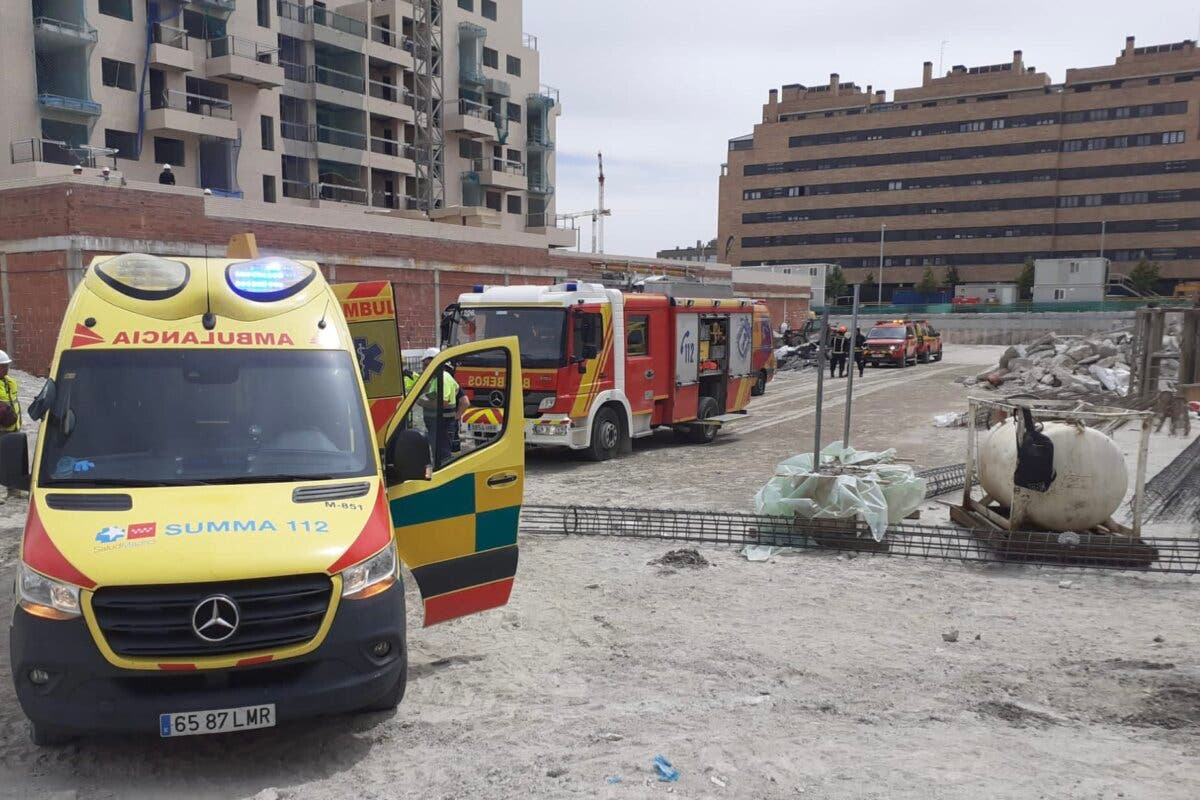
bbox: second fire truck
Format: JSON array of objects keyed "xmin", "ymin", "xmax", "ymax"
[{"xmin": 445, "ymin": 281, "xmax": 761, "ymax": 461}]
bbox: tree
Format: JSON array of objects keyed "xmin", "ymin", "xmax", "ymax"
[
  {"xmin": 1128, "ymin": 259, "xmax": 1161, "ymax": 296},
  {"xmin": 942, "ymin": 265, "xmax": 961, "ymax": 291},
  {"xmin": 1017, "ymin": 257, "xmax": 1035, "ymax": 300},
  {"xmin": 917, "ymin": 267, "xmax": 940, "ymax": 297},
  {"xmin": 864, "ymin": 272, "xmax": 883, "ymax": 303},
  {"xmin": 825, "ymin": 265, "xmax": 848, "ymax": 303}
]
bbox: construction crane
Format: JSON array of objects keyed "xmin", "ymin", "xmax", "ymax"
[{"xmin": 557, "ymin": 151, "xmax": 612, "ymax": 253}]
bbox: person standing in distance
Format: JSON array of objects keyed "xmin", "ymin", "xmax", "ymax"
[{"xmin": 158, "ymin": 164, "xmax": 175, "ymax": 185}]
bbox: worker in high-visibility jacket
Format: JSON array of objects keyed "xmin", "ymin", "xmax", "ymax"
[
  {"xmin": 0, "ymin": 351, "xmax": 20, "ymax": 433},
  {"xmin": 405, "ymin": 347, "xmax": 461, "ymax": 466}
]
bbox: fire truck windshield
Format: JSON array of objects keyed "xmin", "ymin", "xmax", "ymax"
[
  {"xmin": 451, "ymin": 307, "xmax": 568, "ymax": 368},
  {"xmin": 866, "ymin": 325, "xmax": 906, "ymax": 340}
]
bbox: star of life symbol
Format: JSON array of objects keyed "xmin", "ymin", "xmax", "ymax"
[{"xmin": 353, "ymin": 336, "xmax": 385, "ymax": 381}]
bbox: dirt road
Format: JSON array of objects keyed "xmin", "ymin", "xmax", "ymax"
[{"xmin": 1, "ymin": 351, "xmax": 1198, "ymax": 799}]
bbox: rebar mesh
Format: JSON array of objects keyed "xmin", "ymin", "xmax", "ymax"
[
  {"xmin": 521, "ymin": 504, "xmax": 1200, "ymax": 575},
  {"xmin": 916, "ymin": 463, "xmax": 971, "ymax": 499}
]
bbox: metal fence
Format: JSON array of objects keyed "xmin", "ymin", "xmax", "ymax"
[
  {"xmin": 520, "ymin": 504, "xmax": 1200, "ymax": 575},
  {"xmin": 207, "ymin": 36, "xmax": 279, "ymax": 63},
  {"xmin": 815, "ymin": 299, "xmax": 1193, "ymax": 316},
  {"xmin": 312, "ymin": 63, "xmax": 365, "ymax": 93}
]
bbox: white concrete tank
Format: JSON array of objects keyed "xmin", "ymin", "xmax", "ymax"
[{"xmin": 978, "ymin": 419, "xmax": 1128, "ymax": 530}]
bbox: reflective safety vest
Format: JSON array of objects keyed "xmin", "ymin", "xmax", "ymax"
[
  {"xmin": 405, "ymin": 369, "xmax": 460, "ymax": 417},
  {"xmin": 0, "ymin": 375, "xmax": 19, "ymax": 433}
]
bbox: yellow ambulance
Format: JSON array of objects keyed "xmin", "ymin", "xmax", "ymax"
[{"xmin": 2, "ymin": 251, "xmax": 524, "ymax": 744}]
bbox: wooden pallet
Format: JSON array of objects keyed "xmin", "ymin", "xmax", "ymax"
[{"xmin": 950, "ymin": 501, "xmax": 1158, "ymax": 569}]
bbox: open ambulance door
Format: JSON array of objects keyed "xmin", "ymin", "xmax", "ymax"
[
  {"xmin": 381, "ymin": 337, "xmax": 524, "ymax": 626},
  {"xmin": 332, "ymin": 281, "xmax": 405, "ymax": 440}
]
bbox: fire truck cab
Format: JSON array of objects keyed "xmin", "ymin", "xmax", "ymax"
[{"xmin": 447, "ymin": 281, "xmax": 758, "ymax": 460}]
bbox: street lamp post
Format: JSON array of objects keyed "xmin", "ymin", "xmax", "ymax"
[{"xmin": 878, "ymin": 223, "xmax": 887, "ymax": 305}]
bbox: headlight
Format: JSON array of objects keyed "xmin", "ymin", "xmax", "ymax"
[
  {"xmin": 18, "ymin": 562, "xmax": 81, "ymax": 619},
  {"xmin": 889, "ymin": 345, "xmax": 898, "ymax": 351},
  {"xmin": 538, "ymin": 396, "xmax": 557, "ymax": 411},
  {"xmin": 341, "ymin": 542, "xmax": 398, "ymax": 600}
]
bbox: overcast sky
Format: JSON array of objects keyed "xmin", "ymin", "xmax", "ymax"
[{"xmin": 523, "ymin": 0, "xmax": 1200, "ymax": 258}]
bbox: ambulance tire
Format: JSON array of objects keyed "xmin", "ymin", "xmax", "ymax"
[
  {"xmin": 587, "ymin": 407, "xmax": 622, "ymax": 462},
  {"xmin": 751, "ymin": 371, "xmax": 768, "ymax": 396},
  {"xmin": 689, "ymin": 397, "xmax": 721, "ymax": 444},
  {"xmin": 363, "ymin": 639, "xmax": 408, "ymax": 712},
  {"xmin": 30, "ymin": 721, "xmax": 73, "ymax": 747}
]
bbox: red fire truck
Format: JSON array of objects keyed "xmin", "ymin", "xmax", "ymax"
[{"xmin": 444, "ymin": 281, "xmax": 759, "ymax": 460}]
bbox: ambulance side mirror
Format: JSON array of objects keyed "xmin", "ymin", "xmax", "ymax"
[
  {"xmin": 0, "ymin": 432, "xmax": 30, "ymax": 491},
  {"xmin": 385, "ymin": 429, "xmax": 433, "ymax": 484},
  {"xmin": 27, "ymin": 379, "xmax": 55, "ymax": 422}
]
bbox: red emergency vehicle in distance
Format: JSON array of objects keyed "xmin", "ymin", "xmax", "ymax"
[
  {"xmin": 750, "ymin": 302, "xmax": 776, "ymax": 396},
  {"xmin": 444, "ymin": 281, "xmax": 759, "ymax": 461},
  {"xmin": 864, "ymin": 320, "xmax": 919, "ymax": 367}
]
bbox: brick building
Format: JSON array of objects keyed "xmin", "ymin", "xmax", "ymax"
[
  {"xmin": 0, "ymin": 176, "xmax": 808, "ymax": 375},
  {"xmin": 718, "ymin": 37, "xmax": 1200, "ymax": 300}
]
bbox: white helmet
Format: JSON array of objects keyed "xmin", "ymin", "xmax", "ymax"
[
  {"xmin": 421, "ymin": 347, "xmax": 440, "ymax": 361},
  {"xmin": 0, "ymin": 350, "xmax": 11, "ymax": 365},
  {"xmin": 161, "ymin": 164, "xmax": 172, "ymax": 171}
]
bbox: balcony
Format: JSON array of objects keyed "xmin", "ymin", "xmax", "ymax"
[
  {"xmin": 525, "ymin": 213, "xmax": 576, "ymax": 248},
  {"xmin": 367, "ymin": 79, "xmax": 415, "ymax": 121},
  {"xmin": 318, "ymin": 182, "xmax": 369, "ymax": 205},
  {"xmin": 206, "ymin": 36, "xmax": 284, "ymax": 87},
  {"xmin": 32, "ymin": 16, "xmax": 98, "ymax": 49},
  {"xmin": 145, "ymin": 89, "xmax": 237, "ymax": 139},
  {"xmin": 484, "ymin": 77, "xmax": 510, "ymax": 98},
  {"xmin": 370, "ymin": 135, "xmax": 416, "ymax": 174},
  {"xmin": 149, "ymin": 24, "xmax": 197, "ymax": 71},
  {"xmin": 280, "ymin": 60, "xmax": 307, "ymax": 83},
  {"xmin": 446, "ymin": 98, "xmax": 496, "ymax": 140},
  {"xmin": 527, "ymin": 175, "xmax": 553, "ymax": 195},
  {"xmin": 368, "ymin": 25, "xmax": 414, "ymax": 67},
  {"xmin": 311, "ymin": 5, "xmax": 367, "ymax": 49},
  {"xmin": 527, "ymin": 126, "xmax": 554, "ymax": 151},
  {"xmin": 315, "ymin": 123, "xmax": 368, "ymax": 163},
  {"xmin": 189, "ymin": 0, "xmax": 237, "ymax": 12},
  {"xmin": 472, "ymin": 157, "xmax": 526, "ymax": 191},
  {"xmin": 282, "ymin": 179, "xmax": 315, "ymax": 201},
  {"xmin": 38, "ymin": 94, "xmax": 101, "ymax": 118},
  {"xmin": 312, "ymin": 63, "xmax": 367, "ymax": 107},
  {"xmin": 371, "ymin": 190, "xmax": 422, "ymax": 212},
  {"xmin": 522, "ymin": 33, "xmax": 538, "ymax": 51}
]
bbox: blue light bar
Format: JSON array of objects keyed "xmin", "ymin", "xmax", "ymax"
[
  {"xmin": 226, "ymin": 258, "xmax": 316, "ymax": 302},
  {"xmin": 565, "ymin": 282, "xmax": 578, "ymax": 291},
  {"xmin": 472, "ymin": 285, "xmax": 484, "ymax": 292}
]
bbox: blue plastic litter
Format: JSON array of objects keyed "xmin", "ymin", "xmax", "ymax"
[
  {"xmin": 606, "ymin": 775, "xmax": 622, "ymax": 785},
  {"xmin": 653, "ymin": 755, "xmax": 679, "ymax": 782}
]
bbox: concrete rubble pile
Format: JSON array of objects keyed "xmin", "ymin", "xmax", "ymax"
[
  {"xmin": 774, "ymin": 342, "xmax": 818, "ymax": 371},
  {"xmin": 959, "ymin": 328, "xmax": 1178, "ymax": 399}
]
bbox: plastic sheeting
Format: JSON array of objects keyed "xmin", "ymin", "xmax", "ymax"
[{"xmin": 753, "ymin": 443, "xmax": 928, "ymax": 542}]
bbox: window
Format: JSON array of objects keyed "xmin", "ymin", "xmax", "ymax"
[
  {"xmin": 263, "ymin": 175, "xmax": 277, "ymax": 203},
  {"xmin": 888, "ymin": 180, "xmax": 903, "ymax": 190},
  {"xmin": 459, "ymin": 138, "xmax": 482, "ymax": 160},
  {"xmin": 457, "ymin": 0, "xmax": 473, "ymax": 10},
  {"xmin": 481, "ymin": 0, "xmax": 496, "ymax": 20},
  {"xmin": 626, "ymin": 316, "xmax": 649, "ymax": 356},
  {"xmin": 482, "ymin": 47, "xmax": 498, "ymax": 69},
  {"xmin": 1053, "ymin": 289, "xmax": 1066, "ymax": 300},
  {"xmin": 507, "ymin": 101, "xmax": 521, "ymax": 122},
  {"xmin": 104, "ymin": 129, "xmax": 138, "ymax": 160},
  {"xmin": 485, "ymin": 190, "xmax": 502, "ymax": 211},
  {"xmin": 1115, "ymin": 106, "xmax": 1132, "ymax": 118},
  {"xmin": 573, "ymin": 312, "xmax": 603, "ymax": 361},
  {"xmin": 1063, "ymin": 140, "xmax": 1083, "ymax": 152},
  {"xmin": 506, "ymin": 148, "xmax": 522, "ymax": 163},
  {"xmin": 506, "ymin": 194, "xmax": 522, "ymax": 215},
  {"xmin": 101, "ymin": 59, "xmax": 136, "ymax": 91},
  {"xmin": 261, "ymin": 115, "xmax": 275, "ymax": 151},
  {"xmin": 991, "ymin": 119, "xmax": 1005, "ymax": 130},
  {"xmin": 1083, "ymin": 194, "xmax": 1102, "ymax": 207},
  {"xmin": 99, "ymin": 0, "xmax": 133, "ymax": 20},
  {"xmin": 1164, "ymin": 131, "xmax": 1185, "ymax": 144},
  {"xmin": 1086, "ymin": 138, "xmax": 1107, "ymax": 151},
  {"xmin": 1069, "ymin": 262, "xmax": 1080, "ymax": 274},
  {"xmin": 506, "ymin": 55, "xmax": 521, "ymax": 77},
  {"xmin": 1060, "ymin": 196, "xmax": 1080, "ymax": 208},
  {"xmin": 257, "ymin": 0, "xmax": 270, "ymax": 27},
  {"xmin": 154, "ymin": 137, "xmax": 185, "ymax": 167}
]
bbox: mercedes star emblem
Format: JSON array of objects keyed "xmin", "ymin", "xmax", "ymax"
[
  {"xmin": 489, "ymin": 390, "xmax": 505, "ymax": 408},
  {"xmin": 192, "ymin": 595, "xmax": 240, "ymax": 643}
]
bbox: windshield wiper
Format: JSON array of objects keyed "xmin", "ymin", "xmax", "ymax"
[
  {"xmin": 216, "ymin": 474, "xmax": 339, "ymax": 485},
  {"xmin": 48, "ymin": 478, "xmax": 213, "ymax": 488}
]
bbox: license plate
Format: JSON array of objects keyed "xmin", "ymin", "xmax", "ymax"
[
  {"xmin": 159, "ymin": 704, "xmax": 275, "ymax": 737},
  {"xmin": 467, "ymin": 423, "xmax": 500, "ymax": 433}
]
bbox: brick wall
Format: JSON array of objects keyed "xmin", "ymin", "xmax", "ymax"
[{"xmin": 0, "ymin": 182, "xmax": 808, "ymax": 374}]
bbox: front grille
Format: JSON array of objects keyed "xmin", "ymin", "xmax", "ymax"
[
  {"xmin": 292, "ymin": 481, "xmax": 371, "ymax": 503},
  {"xmin": 45, "ymin": 493, "xmax": 133, "ymax": 511},
  {"xmin": 91, "ymin": 574, "xmax": 332, "ymax": 658}
]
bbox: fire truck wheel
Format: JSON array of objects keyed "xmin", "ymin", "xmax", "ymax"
[
  {"xmin": 751, "ymin": 371, "xmax": 768, "ymax": 396},
  {"xmin": 689, "ymin": 397, "xmax": 721, "ymax": 444},
  {"xmin": 587, "ymin": 407, "xmax": 622, "ymax": 461}
]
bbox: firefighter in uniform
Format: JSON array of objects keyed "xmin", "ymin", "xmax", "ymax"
[
  {"xmin": 0, "ymin": 351, "xmax": 20, "ymax": 433},
  {"xmin": 404, "ymin": 348, "xmax": 462, "ymax": 466},
  {"xmin": 853, "ymin": 327, "xmax": 868, "ymax": 377},
  {"xmin": 830, "ymin": 326, "xmax": 850, "ymax": 378}
]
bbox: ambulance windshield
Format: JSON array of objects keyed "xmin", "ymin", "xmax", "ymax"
[
  {"xmin": 39, "ymin": 349, "xmax": 375, "ymax": 487},
  {"xmin": 449, "ymin": 307, "xmax": 567, "ymax": 368}
]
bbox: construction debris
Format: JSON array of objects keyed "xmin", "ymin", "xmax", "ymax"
[
  {"xmin": 959, "ymin": 330, "xmax": 1149, "ymax": 399},
  {"xmin": 774, "ymin": 342, "xmax": 818, "ymax": 371},
  {"xmin": 654, "ymin": 549, "xmax": 709, "ymax": 568}
]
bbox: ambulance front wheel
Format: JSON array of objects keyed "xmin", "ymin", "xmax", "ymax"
[{"xmin": 587, "ymin": 407, "xmax": 622, "ymax": 462}]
